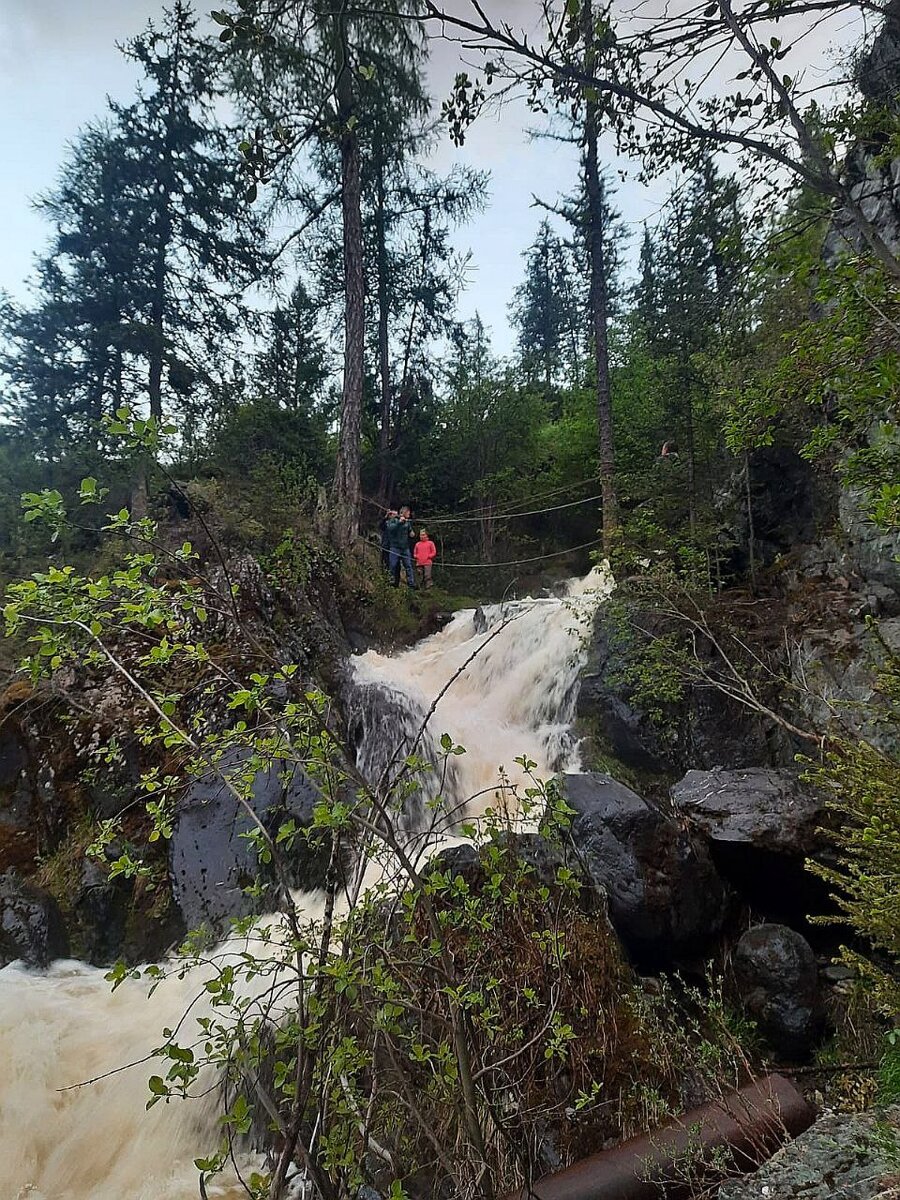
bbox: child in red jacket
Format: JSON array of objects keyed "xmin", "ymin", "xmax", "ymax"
[{"xmin": 413, "ymin": 529, "xmax": 437, "ymax": 589}]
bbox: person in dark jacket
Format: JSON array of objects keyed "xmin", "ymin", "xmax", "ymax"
[
  {"xmin": 379, "ymin": 509, "xmax": 396, "ymax": 571},
  {"xmin": 385, "ymin": 505, "xmax": 416, "ymax": 588}
]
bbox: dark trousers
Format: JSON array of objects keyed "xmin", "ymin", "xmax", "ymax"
[{"xmin": 390, "ymin": 546, "xmax": 415, "ymax": 587}]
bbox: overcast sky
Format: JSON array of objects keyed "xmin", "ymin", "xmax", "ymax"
[
  {"xmin": 0, "ymin": 0, "xmax": 670, "ymax": 354},
  {"xmin": 0, "ymin": 0, "xmax": 858, "ymax": 353}
]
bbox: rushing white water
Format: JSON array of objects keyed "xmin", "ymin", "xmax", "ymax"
[
  {"xmin": 0, "ymin": 567, "xmax": 611, "ymax": 1200},
  {"xmin": 348, "ymin": 566, "xmax": 612, "ymax": 832}
]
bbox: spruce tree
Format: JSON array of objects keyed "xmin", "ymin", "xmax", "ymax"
[
  {"xmin": 1, "ymin": 2, "xmax": 266, "ymax": 472},
  {"xmin": 511, "ymin": 220, "xmax": 586, "ymax": 397}
]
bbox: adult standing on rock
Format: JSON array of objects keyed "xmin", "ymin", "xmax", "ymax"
[{"xmin": 386, "ymin": 505, "xmax": 416, "ymax": 589}]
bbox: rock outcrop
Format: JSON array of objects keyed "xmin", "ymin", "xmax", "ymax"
[
  {"xmin": 672, "ymin": 768, "xmax": 825, "ymax": 858},
  {"xmin": 719, "ymin": 1106, "xmax": 900, "ymax": 1199},
  {"xmin": 671, "ymin": 767, "xmax": 832, "ymax": 924},
  {"xmin": 0, "ymin": 871, "xmax": 69, "ymax": 968},
  {"xmin": 577, "ymin": 607, "xmax": 794, "ymax": 780},
  {"xmin": 824, "ymin": 0, "xmax": 900, "ymax": 266}
]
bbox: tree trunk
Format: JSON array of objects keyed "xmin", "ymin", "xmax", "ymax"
[
  {"xmin": 331, "ymin": 4, "xmax": 364, "ymax": 549},
  {"xmin": 375, "ymin": 149, "xmax": 393, "ymax": 504},
  {"xmin": 582, "ymin": 3, "xmax": 618, "ymax": 553},
  {"xmin": 148, "ymin": 235, "xmax": 167, "ymax": 424},
  {"xmin": 673, "ymin": 210, "xmax": 697, "ymax": 541}
]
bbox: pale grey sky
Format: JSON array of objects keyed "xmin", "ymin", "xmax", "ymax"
[
  {"xmin": 0, "ymin": 0, "xmax": 663, "ymax": 354},
  {"xmin": 0, "ymin": 0, "xmax": 860, "ymax": 352}
]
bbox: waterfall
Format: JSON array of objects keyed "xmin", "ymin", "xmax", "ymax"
[
  {"xmin": 347, "ymin": 566, "xmax": 611, "ymax": 832},
  {"xmin": 0, "ymin": 567, "xmax": 611, "ymax": 1199}
]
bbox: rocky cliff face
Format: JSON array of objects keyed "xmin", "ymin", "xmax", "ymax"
[{"xmin": 824, "ymin": 0, "xmax": 900, "ymax": 265}]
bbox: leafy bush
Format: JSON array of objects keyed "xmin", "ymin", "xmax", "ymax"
[{"xmin": 4, "ymin": 446, "xmax": 764, "ymax": 1200}]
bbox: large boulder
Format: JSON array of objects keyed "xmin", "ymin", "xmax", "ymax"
[
  {"xmin": 672, "ymin": 768, "xmax": 824, "ymax": 857},
  {"xmin": 560, "ymin": 773, "xmax": 728, "ymax": 966},
  {"xmin": 430, "ymin": 832, "xmax": 609, "ymax": 917},
  {"xmin": 170, "ymin": 752, "xmax": 329, "ymax": 932},
  {"xmin": 672, "ymin": 768, "xmax": 831, "ymax": 924},
  {"xmin": 0, "ymin": 871, "xmax": 70, "ymax": 968},
  {"xmin": 719, "ymin": 1106, "xmax": 900, "ymax": 1199},
  {"xmin": 733, "ymin": 924, "xmax": 823, "ymax": 1060}
]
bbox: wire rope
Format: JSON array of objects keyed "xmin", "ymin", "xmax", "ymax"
[
  {"xmin": 363, "ymin": 472, "xmax": 602, "ymax": 524},
  {"xmin": 361, "ymin": 534, "xmax": 604, "ymax": 569},
  {"xmin": 425, "ymin": 492, "xmax": 603, "ymax": 525}
]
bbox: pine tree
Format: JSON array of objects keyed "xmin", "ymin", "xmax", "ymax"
[
  {"xmin": 635, "ymin": 156, "xmax": 749, "ymax": 538},
  {"xmin": 511, "ymin": 220, "xmax": 587, "ymax": 398},
  {"xmin": 253, "ymin": 281, "xmax": 327, "ymax": 412},
  {"xmin": 1, "ymin": 2, "xmax": 266, "ymax": 474},
  {"xmin": 118, "ymin": 2, "xmax": 265, "ymax": 430},
  {"xmin": 370, "ymin": 155, "xmax": 486, "ymax": 501},
  {"xmin": 0, "ymin": 125, "xmax": 144, "ymax": 460}
]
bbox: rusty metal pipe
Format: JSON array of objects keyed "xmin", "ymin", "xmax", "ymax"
[{"xmin": 503, "ymin": 1074, "xmax": 814, "ymax": 1200}]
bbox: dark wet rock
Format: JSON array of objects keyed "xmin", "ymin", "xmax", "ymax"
[
  {"xmin": 560, "ymin": 772, "xmax": 728, "ymax": 966},
  {"xmin": 82, "ymin": 742, "xmax": 143, "ymax": 820},
  {"xmin": 73, "ymin": 859, "xmax": 133, "ymax": 966},
  {"xmin": 672, "ymin": 769, "xmax": 825, "ymax": 858},
  {"xmin": 0, "ymin": 871, "xmax": 70, "ymax": 968},
  {"xmin": 821, "ymin": 963, "xmax": 856, "ymax": 985},
  {"xmin": 577, "ymin": 653, "xmax": 671, "ymax": 774},
  {"xmin": 734, "ymin": 924, "xmax": 823, "ymax": 1060},
  {"xmin": 431, "ymin": 831, "xmax": 609, "ymax": 917},
  {"xmin": 0, "ymin": 724, "xmax": 27, "ymax": 794},
  {"xmin": 734, "ymin": 447, "xmax": 821, "ymax": 567},
  {"xmin": 672, "ymin": 768, "xmax": 832, "ymax": 926},
  {"xmin": 0, "ymin": 724, "xmax": 38, "ymax": 871},
  {"xmin": 345, "ymin": 677, "xmax": 465, "ymax": 833},
  {"xmin": 420, "ymin": 609, "xmax": 455, "ymax": 636},
  {"xmin": 170, "ymin": 751, "xmax": 329, "ymax": 932},
  {"xmin": 719, "ymin": 1106, "xmax": 900, "ymax": 1199},
  {"xmin": 714, "ymin": 445, "xmax": 826, "ymax": 584},
  {"xmin": 345, "ymin": 625, "xmax": 373, "ymax": 655}
]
